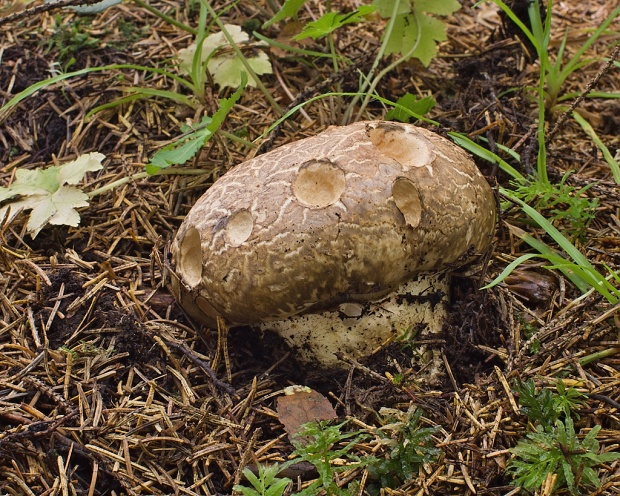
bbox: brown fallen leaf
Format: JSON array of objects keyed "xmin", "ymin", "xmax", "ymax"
[
  {"xmin": 276, "ymin": 385, "xmax": 337, "ymax": 442},
  {"xmin": 504, "ymin": 269, "xmax": 557, "ymax": 306},
  {"xmin": 268, "ymin": 21, "xmax": 310, "ymax": 58}
]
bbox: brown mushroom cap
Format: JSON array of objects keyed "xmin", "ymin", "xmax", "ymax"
[{"xmin": 170, "ymin": 121, "xmax": 496, "ymax": 327}]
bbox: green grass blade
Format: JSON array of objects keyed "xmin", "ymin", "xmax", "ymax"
[
  {"xmin": 119, "ymin": 87, "xmax": 194, "ymax": 107},
  {"xmin": 528, "ymin": 0, "xmax": 551, "ymax": 62},
  {"xmin": 506, "ymin": 223, "xmax": 591, "ymax": 293},
  {"xmin": 487, "ymin": 140, "xmax": 522, "ymax": 162},
  {"xmin": 500, "ymin": 188, "xmax": 616, "ymax": 296},
  {"xmin": 261, "ymin": 91, "xmax": 440, "ymax": 138},
  {"xmin": 481, "ymin": 0, "xmax": 540, "ymax": 53},
  {"xmin": 557, "ymin": 91, "xmax": 620, "ymax": 102},
  {"xmin": 449, "ymin": 133, "xmax": 525, "ymax": 182},
  {"xmin": 501, "ymin": 188, "xmax": 590, "ymax": 266},
  {"xmin": 131, "ymin": 0, "xmax": 196, "ymax": 34},
  {"xmin": 548, "ymin": 262, "xmax": 620, "ymax": 302},
  {"xmin": 571, "ymin": 111, "xmax": 620, "ymax": 184},
  {"xmin": 86, "ymin": 94, "xmax": 145, "ymax": 118},
  {"xmin": 1, "ymin": 66, "xmax": 110, "ymax": 120},
  {"xmin": 0, "ymin": 63, "xmax": 193, "ymax": 120},
  {"xmin": 560, "ymin": 4, "xmax": 620, "ymax": 80},
  {"xmin": 482, "ymin": 253, "xmax": 541, "ymax": 289},
  {"xmin": 604, "ymin": 263, "xmax": 620, "ymax": 285},
  {"xmin": 253, "ymin": 32, "xmax": 339, "ymax": 59}
]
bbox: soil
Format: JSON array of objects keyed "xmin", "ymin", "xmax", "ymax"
[{"xmin": 1, "ymin": 1, "xmax": 620, "ymax": 495}]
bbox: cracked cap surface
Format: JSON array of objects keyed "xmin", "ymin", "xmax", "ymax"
[{"xmin": 170, "ymin": 121, "xmax": 496, "ymax": 326}]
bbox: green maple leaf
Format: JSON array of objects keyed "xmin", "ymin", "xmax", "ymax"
[
  {"xmin": 0, "ymin": 152, "xmax": 104, "ymax": 237},
  {"xmin": 373, "ymin": 0, "xmax": 460, "ymax": 67}
]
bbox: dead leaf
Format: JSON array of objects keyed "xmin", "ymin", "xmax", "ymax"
[
  {"xmin": 177, "ymin": 24, "xmax": 272, "ymax": 89},
  {"xmin": 0, "ymin": 152, "xmax": 104, "ymax": 237},
  {"xmin": 276, "ymin": 385, "xmax": 337, "ymax": 442},
  {"xmin": 269, "ymin": 21, "xmax": 309, "ymax": 57}
]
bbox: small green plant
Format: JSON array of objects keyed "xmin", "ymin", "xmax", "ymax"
[
  {"xmin": 510, "ymin": 171, "xmax": 598, "ymax": 240},
  {"xmin": 385, "ymin": 94, "xmax": 435, "ymax": 123},
  {"xmin": 514, "ymin": 379, "xmax": 586, "ymax": 429},
  {"xmin": 231, "ymin": 420, "xmax": 367, "ymax": 496},
  {"xmin": 291, "ymin": 420, "xmax": 369, "ymax": 496},
  {"xmin": 508, "ymin": 380, "xmax": 618, "ymax": 494},
  {"xmin": 146, "ymin": 77, "xmax": 246, "ymax": 174},
  {"xmin": 233, "ymin": 462, "xmax": 292, "ymax": 496},
  {"xmin": 47, "ymin": 16, "xmax": 100, "ymax": 64},
  {"xmin": 293, "ymin": 5, "xmax": 376, "ymax": 41},
  {"xmin": 109, "ymin": 18, "xmax": 148, "ymax": 49},
  {"xmin": 507, "ymin": 418, "xmax": 620, "ymax": 495},
  {"xmin": 492, "ymin": 0, "xmax": 620, "ymax": 112},
  {"xmin": 518, "ymin": 315, "xmax": 541, "ymax": 353},
  {"xmin": 368, "ymin": 407, "xmax": 440, "ymax": 489}
]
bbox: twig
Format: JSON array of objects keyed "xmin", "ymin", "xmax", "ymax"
[
  {"xmin": 166, "ymin": 339, "xmax": 237, "ymax": 396},
  {"xmin": 0, "ymin": 0, "xmax": 104, "ymax": 27},
  {"xmin": 334, "ymin": 352, "xmax": 393, "ymax": 385}
]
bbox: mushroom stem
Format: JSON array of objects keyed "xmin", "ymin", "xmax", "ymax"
[{"xmin": 260, "ymin": 273, "xmax": 448, "ymax": 379}]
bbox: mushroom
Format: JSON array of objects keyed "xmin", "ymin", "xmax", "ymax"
[{"xmin": 169, "ymin": 121, "xmax": 495, "ymax": 372}]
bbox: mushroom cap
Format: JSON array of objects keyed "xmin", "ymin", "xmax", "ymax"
[{"xmin": 170, "ymin": 121, "xmax": 496, "ymax": 326}]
